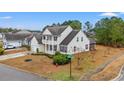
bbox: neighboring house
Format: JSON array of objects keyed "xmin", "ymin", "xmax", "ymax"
[
  {"xmin": 13, "ymin": 30, "xmax": 32, "ymax": 34},
  {"xmin": 2, "ymin": 33, "xmax": 32, "ymax": 49},
  {"xmin": 31, "ymin": 25, "xmax": 94, "ymax": 54}
]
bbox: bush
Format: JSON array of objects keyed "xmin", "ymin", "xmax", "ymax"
[
  {"xmin": 31, "ymin": 52, "xmax": 53, "ymax": 58},
  {"xmin": 53, "ymin": 53, "xmax": 70, "ymax": 65},
  {"xmin": 0, "ymin": 48, "xmax": 4, "ymax": 55},
  {"xmin": 55, "ymin": 51, "xmax": 61, "ymax": 55}
]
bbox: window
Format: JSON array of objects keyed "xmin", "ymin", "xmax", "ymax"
[
  {"xmin": 46, "ymin": 44, "xmax": 49, "ymax": 51},
  {"xmin": 50, "ymin": 45, "xmax": 52, "ymax": 51},
  {"xmin": 43, "ymin": 36, "xmax": 45, "ymax": 40},
  {"xmin": 54, "ymin": 36, "xmax": 57, "ymax": 41},
  {"xmin": 77, "ymin": 37, "xmax": 79, "ymax": 42},
  {"xmin": 85, "ymin": 44, "xmax": 88, "ymax": 49},
  {"xmin": 74, "ymin": 46, "xmax": 76, "ymax": 52},
  {"xmin": 47, "ymin": 36, "xmax": 49, "ymax": 40},
  {"xmin": 81, "ymin": 37, "xmax": 83, "ymax": 41},
  {"xmin": 60, "ymin": 46, "xmax": 67, "ymax": 52},
  {"xmin": 49, "ymin": 36, "xmax": 52, "ymax": 40},
  {"xmin": 54, "ymin": 45, "xmax": 57, "ymax": 51}
]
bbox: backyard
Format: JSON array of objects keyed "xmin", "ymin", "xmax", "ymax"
[{"xmin": 0, "ymin": 45, "xmax": 124, "ymax": 80}]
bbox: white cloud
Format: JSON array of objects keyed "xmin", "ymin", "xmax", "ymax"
[
  {"xmin": 99, "ymin": 12, "xmax": 118, "ymax": 17},
  {"xmin": 0, "ymin": 16, "xmax": 12, "ymax": 19}
]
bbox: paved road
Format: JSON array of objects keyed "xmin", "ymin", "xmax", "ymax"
[{"xmin": 0, "ymin": 64, "xmax": 48, "ymax": 81}]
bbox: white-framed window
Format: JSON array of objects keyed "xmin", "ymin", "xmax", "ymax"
[
  {"xmin": 60, "ymin": 46, "xmax": 67, "ymax": 52},
  {"xmin": 50, "ymin": 45, "xmax": 52, "ymax": 51},
  {"xmin": 43, "ymin": 36, "xmax": 45, "ymax": 40},
  {"xmin": 49, "ymin": 36, "xmax": 52, "ymax": 40},
  {"xmin": 85, "ymin": 44, "xmax": 88, "ymax": 49},
  {"xmin": 81, "ymin": 37, "xmax": 83, "ymax": 41},
  {"xmin": 74, "ymin": 46, "xmax": 76, "ymax": 52},
  {"xmin": 54, "ymin": 45, "xmax": 57, "ymax": 51},
  {"xmin": 54, "ymin": 36, "xmax": 57, "ymax": 41},
  {"xmin": 46, "ymin": 44, "xmax": 49, "ymax": 51}
]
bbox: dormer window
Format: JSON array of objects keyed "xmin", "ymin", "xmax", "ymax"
[{"xmin": 54, "ymin": 36, "xmax": 57, "ymax": 41}]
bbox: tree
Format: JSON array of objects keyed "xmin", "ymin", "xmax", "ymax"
[
  {"xmin": 94, "ymin": 17, "xmax": 124, "ymax": 47},
  {"xmin": 62, "ymin": 20, "xmax": 82, "ymax": 30},
  {"xmin": 84, "ymin": 21, "xmax": 93, "ymax": 32}
]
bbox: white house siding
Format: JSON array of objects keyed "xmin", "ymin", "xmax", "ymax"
[
  {"xmin": 31, "ymin": 36, "xmax": 44, "ymax": 53},
  {"xmin": 66, "ymin": 31, "xmax": 90, "ymax": 54},
  {"xmin": 42, "ymin": 26, "xmax": 73, "ymax": 54}
]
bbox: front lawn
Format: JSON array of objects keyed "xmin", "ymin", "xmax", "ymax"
[{"xmin": 0, "ymin": 45, "xmax": 124, "ymax": 80}]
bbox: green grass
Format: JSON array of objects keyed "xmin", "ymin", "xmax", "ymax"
[{"xmin": 50, "ymin": 71, "xmax": 78, "ymax": 81}]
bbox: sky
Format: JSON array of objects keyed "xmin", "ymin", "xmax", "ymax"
[{"xmin": 0, "ymin": 12, "xmax": 124, "ymax": 30}]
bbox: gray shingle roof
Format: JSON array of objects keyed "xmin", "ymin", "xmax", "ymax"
[
  {"xmin": 45, "ymin": 25, "xmax": 68, "ymax": 35},
  {"xmin": 4, "ymin": 33, "xmax": 32, "ymax": 41},
  {"xmin": 60, "ymin": 30, "xmax": 79, "ymax": 45}
]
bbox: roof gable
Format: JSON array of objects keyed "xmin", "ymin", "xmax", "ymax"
[
  {"xmin": 42, "ymin": 29, "xmax": 52, "ymax": 35},
  {"xmin": 33, "ymin": 34, "xmax": 42, "ymax": 44}
]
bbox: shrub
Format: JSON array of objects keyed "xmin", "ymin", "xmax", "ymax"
[
  {"xmin": 55, "ymin": 51, "xmax": 61, "ymax": 55},
  {"xmin": 53, "ymin": 53, "xmax": 70, "ymax": 65},
  {"xmin": 31, "ymin": 52, "xmax": 53, "ymax": 58},
  {"xmin": 0, "ymin": 48, "xmax": 4, "ymax": 55}
]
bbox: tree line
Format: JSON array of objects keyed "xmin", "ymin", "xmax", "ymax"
[
  {"xmin": 94, "ymin": 17, "xmax": 124, "ymax": 48},
  {"xmin": 0, "ymin": 28, "xmax": 21, "ymax": 33}
]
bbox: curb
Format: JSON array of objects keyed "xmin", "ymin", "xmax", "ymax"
[
  {"xmin": 0, "ymin": 63, "xmax": 50, "ymax": 81},
  {"xmin": 111, "ymin": 65, "xmax": 124, "ymax": 81}
]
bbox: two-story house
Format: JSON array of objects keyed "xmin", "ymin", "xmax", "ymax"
[{"xmin": 31, "ymin": 25, "xmax": 94, "ymax": 54}]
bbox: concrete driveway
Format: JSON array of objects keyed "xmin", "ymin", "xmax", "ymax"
[{"xmin": 0, "ymin": 64, "xmax": 48, "ymax": 81}]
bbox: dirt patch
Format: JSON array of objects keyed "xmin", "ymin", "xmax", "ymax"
[
  {"xmin": 0, "ymin": 45, "xmax": 124, "ymax": 80},
  {"xmin": 90, "ymin": 55, "xmax": 124, "ymax": 81},
  {"xmin": 4, "ymin": 48, "xmax": 27, "ymax": 55}
]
